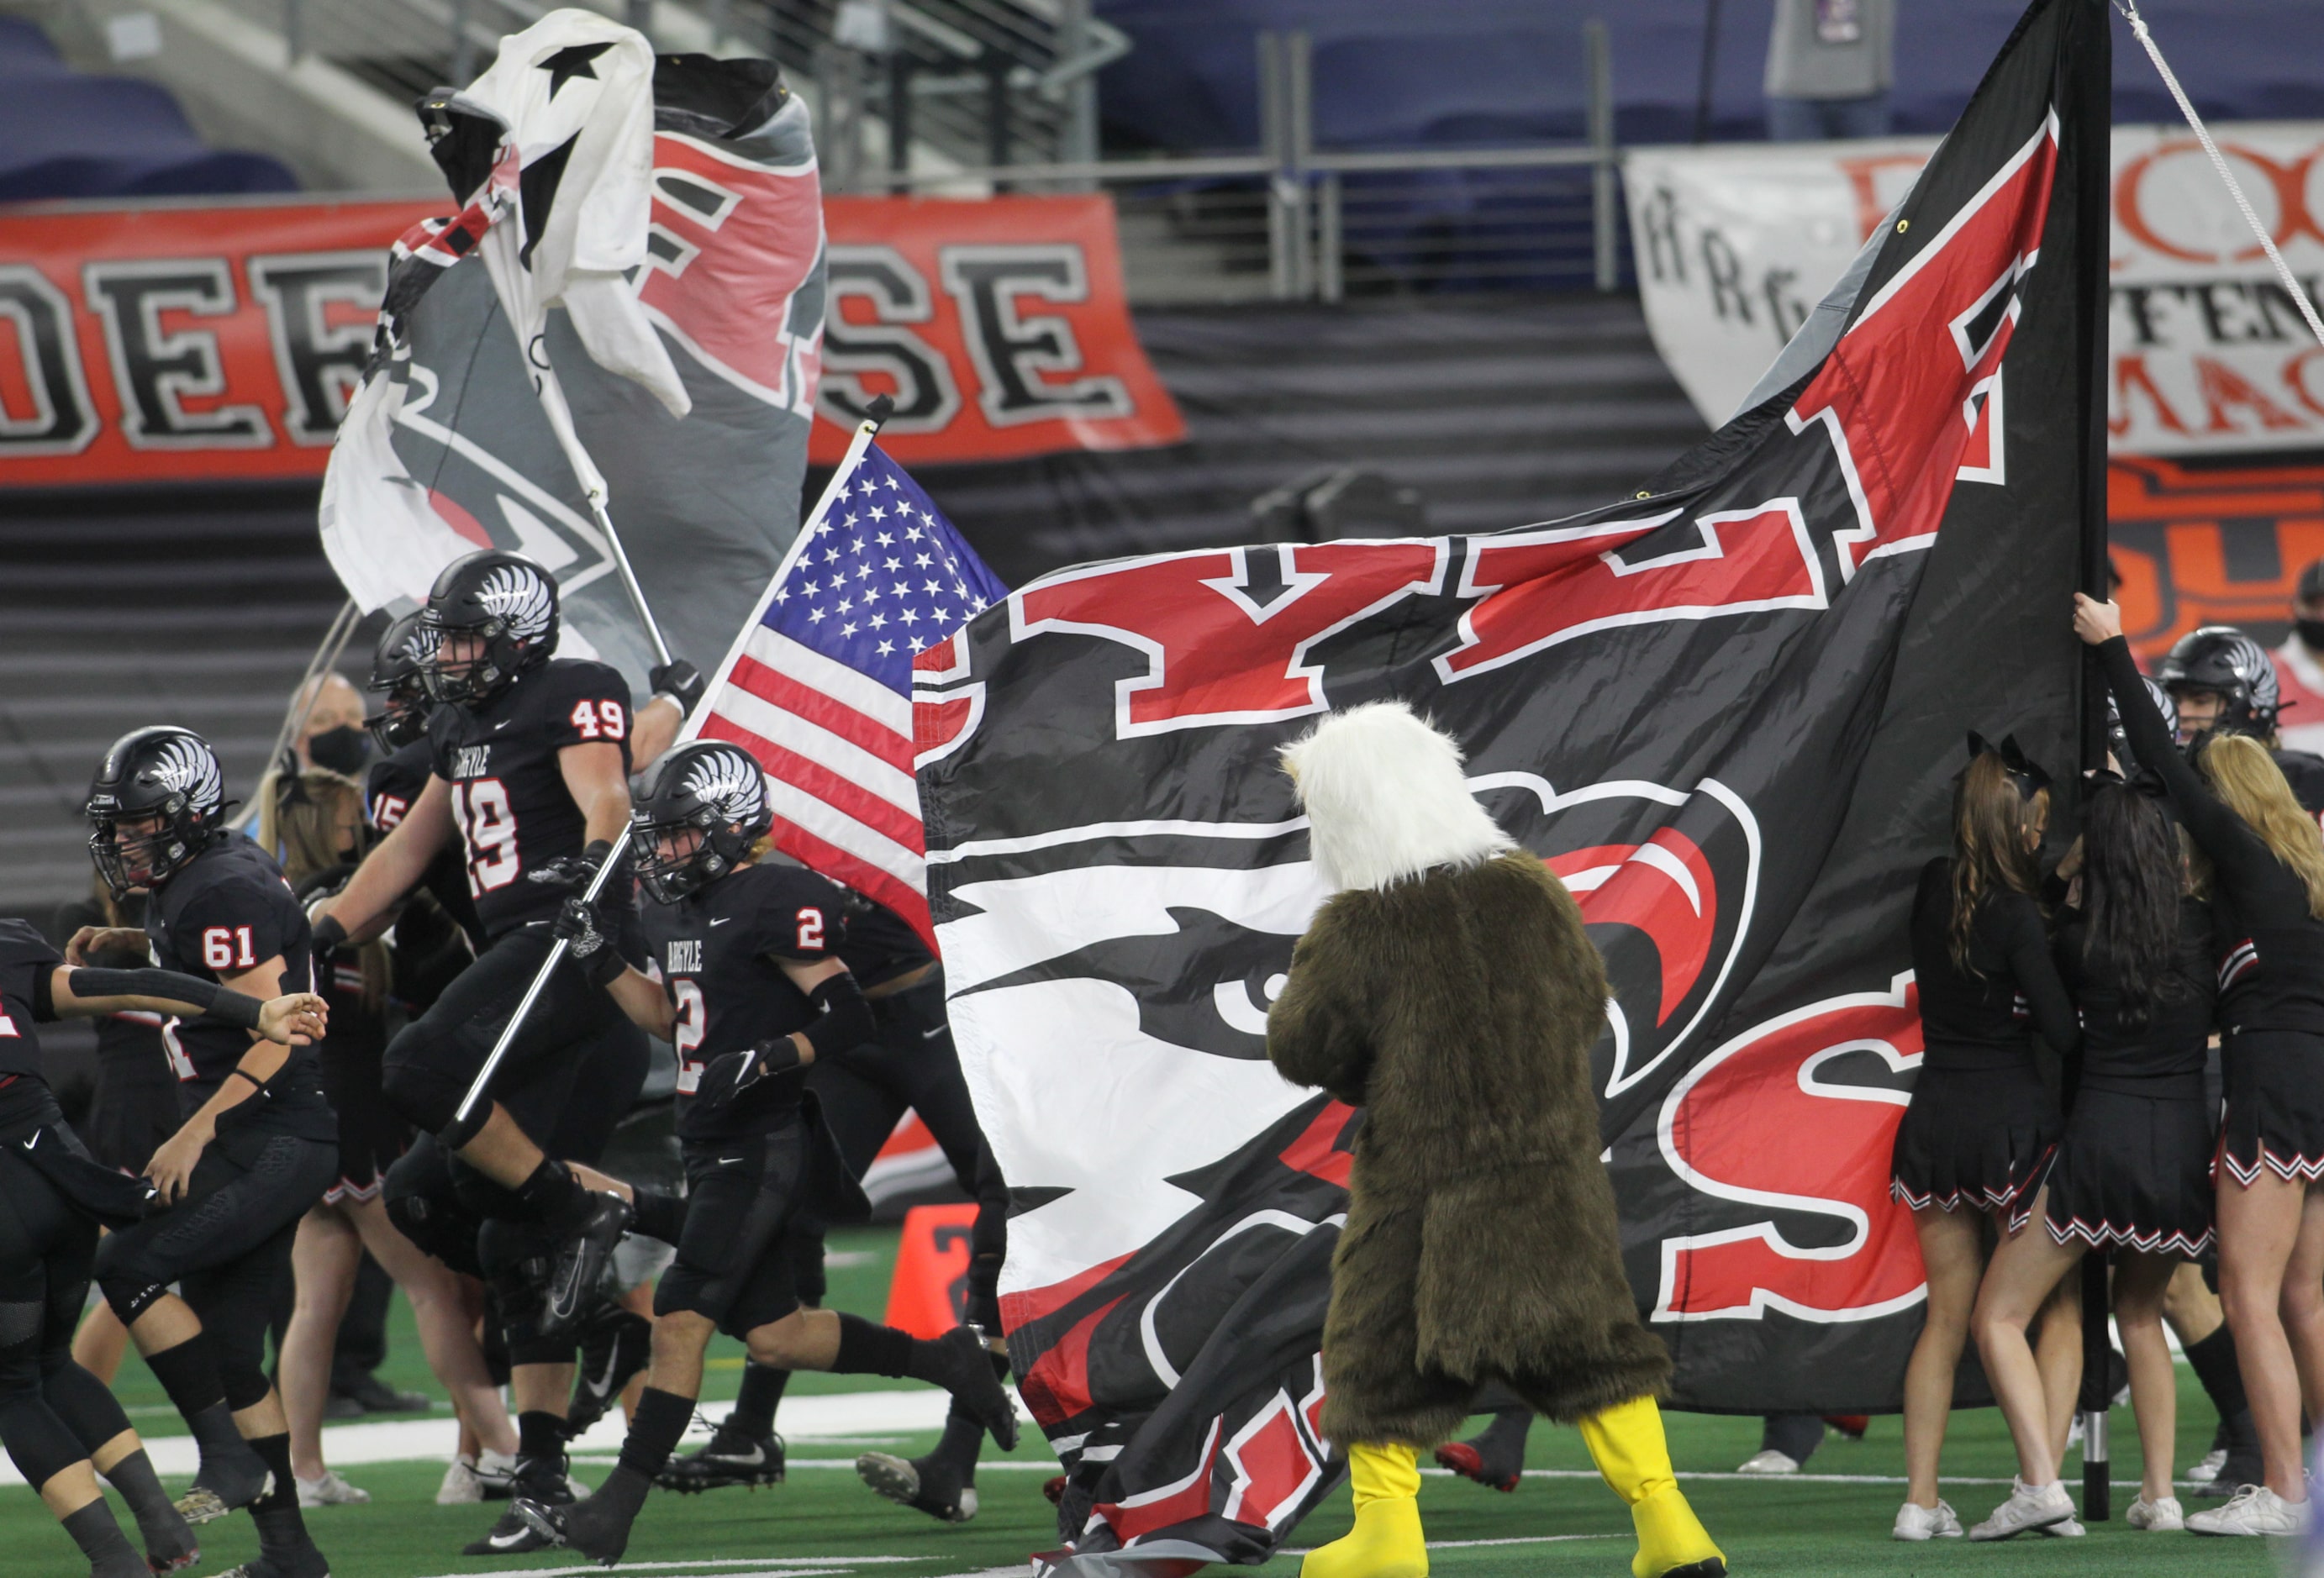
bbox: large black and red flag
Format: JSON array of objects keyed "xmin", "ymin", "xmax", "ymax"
[{"xmin": 916, "ymin": 0, "xmax": 2111, "ymax": 1567}]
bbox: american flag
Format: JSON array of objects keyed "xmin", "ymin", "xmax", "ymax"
[{"xmin": 687, "ymin": 439, "xmax": 1006, "ymax": 944}]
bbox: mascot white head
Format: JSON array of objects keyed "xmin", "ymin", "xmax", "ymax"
[{"xmin": 1280, "ymin": 699, "xmax": 1515, "ymax": 895}]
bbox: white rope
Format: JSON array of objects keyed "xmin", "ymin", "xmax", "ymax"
[{"xmin": 2114, "ymin": 0, "xmax": 2324, "ymax": 350}]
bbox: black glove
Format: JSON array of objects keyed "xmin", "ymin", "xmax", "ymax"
[
  {"xmin": 310, "ymin": 913, "xmax": 348, "ymax": 965},
  {"xmin": 552, "ymin": 897, "xmax": 624, "ymax": 988},
  {"xmin": 694, "ymin": 1036, "xmax": 803, "ymax": 1114},
  {"xmin": 650, "ymin": 660, "xmax": 707, "ymax": 718},
  {"xmin": 528, "ymin": 839, "xmax": 617, "ymax": 894}
]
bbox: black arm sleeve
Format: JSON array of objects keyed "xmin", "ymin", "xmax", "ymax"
[
  {"xmin": 801, "ymin": 971, "xmax": 876, "ymax": 1061},
  {"xmin": 66, "ymin": 967, "xmax": 263, "ymax": 1031},
  {"xmin": 2099, "ymin": 635, "xmax": 2275, "ymax": 885},
  {"xmin": 1996, "ymin": 901, "xmax": 2082, "ymax": 1058}
]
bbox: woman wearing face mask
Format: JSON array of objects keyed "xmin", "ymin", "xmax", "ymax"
[
  {"xmin": 295, "ymin": 672, "xmax": 373, "ymax": 779},
  {"xmin": 1887, "ymin": 737, "xmax": 2079, "ymax": 1541},
  {"xmin": 259, "ymin": 770, "xmax": 516, "ymax": 1507}
]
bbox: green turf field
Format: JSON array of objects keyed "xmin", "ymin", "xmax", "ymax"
[{"xmin": 5, "ymin": 1226, "xmax": 2284, "ymax": 1576}]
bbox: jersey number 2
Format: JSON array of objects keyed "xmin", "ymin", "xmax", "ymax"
[
  {"xmin": 672, "ymin": 978, "xmax": 706, "ymax": 1093},
  {"xmin": 202, "ymin": 927, "xmax": 257, "ymax": 971},
  {"xmin": 450, "ymin": 779, "xmax": 520, "ymax": 895}
]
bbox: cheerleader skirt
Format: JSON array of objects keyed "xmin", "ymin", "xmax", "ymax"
[{"xmin": 1891, "ymin": 1060, "xmax": 2058, "ymax": 1221}]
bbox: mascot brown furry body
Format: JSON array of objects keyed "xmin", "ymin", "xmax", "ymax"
[
  {"xmin": 1269, "ymin": 849, "xmax": 1671, "ymax": 1444},
  {"xmin": 1267, "ymin": 701, "xmax": 1723, "ymax": 1578}
]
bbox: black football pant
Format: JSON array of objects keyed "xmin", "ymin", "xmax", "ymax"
[
  {"xmin": 806, "ymin": 974, "xmax": 1006, "ymax": 1328},
  {"xmin": 383, "ymin": 1010, "xmax": 649, "ymax": 1365},
  {"xmin": 0, "ymin": 1147, "xmax": 150, "ymax": 1491},
  {"xmin": 95, "ymin": 1126, "xmax": 337, "ymax": 1413}
]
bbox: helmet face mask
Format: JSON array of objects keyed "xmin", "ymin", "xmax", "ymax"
[
  {"xmin": 85, "ymin": 728, "xmax": 225, "ymax": 901},
  {"xmin": 366, "ymin": 613, "xmax": 437, "ymax": 751},
  {"xmin": 417, "ymin": 552, "xmax": 558, "ymax": 710},
  {"xmin": 633, "ymin": 742, "xmax": 773, "ymax": 905}
]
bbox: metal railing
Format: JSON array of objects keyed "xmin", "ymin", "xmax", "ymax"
[{"xmin": 841, "ymin": 25, "xmax": 1625, "ymax": 302}]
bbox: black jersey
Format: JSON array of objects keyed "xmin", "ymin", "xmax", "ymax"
[
  {"xmin": 1909, "ymin": 857, "xmax": 2081, "ymax": 1070},
  {"xmin": 2274, "ymin": 747, "xmax": 2324, "ymax": 819},
  {"xmin": 367, "ymin": 739, "xmax": 486, "ymax": 951},
  {"xmin": 428, "ymin": 658, "xmax": 633, "ymax": 939},
  {"xmin": 646, "ymin": 862, "xmax": 846, "ymax": 1143},
  {"xmin": 838, "ymin": 893, "xmax": 935, "ymax": 990},
  {"xmin": 0, "ymin": 919, "xmax": 59, "ymax": 1080},
  {"xmin": 2104, "ymin": 637, "xmax": 2324, "ymax": 1037},
  {"xmin": 2055, "ymin": 896, "xmax": 2216, "ymax": 1082},
  {"xmin": 145, "ymin": 836, "xmax": 329, "ymax": 1125}
]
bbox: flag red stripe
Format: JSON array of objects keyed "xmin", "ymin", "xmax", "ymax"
[
  {"xmin": 729, "ymin": 655, "xmax": 913, "ymax": 771},
  {"xmin": 772, "ymin": 823, "xmax": 936, "ymax": 950}
]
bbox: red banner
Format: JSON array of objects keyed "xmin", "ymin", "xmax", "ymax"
[{"xmin": 0, "ymin": 191, "xmax": 1181, "ymax": 487}]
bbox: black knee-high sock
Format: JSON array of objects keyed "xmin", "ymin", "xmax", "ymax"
[
  {"xmin": 94, "ymin": 1446, "xmax": 192, "ymax": 1558},
  {"xmin": 2185, "ymin": 1326, "xmax": 2260, "ymax": 1458},
  {"xmin": 59, "ymin": 1500, "xmax": 145, "ymax": 1578},
  {"xmin": 725, "ymin": 1362, "xmax": 790, "ymax": 1438},
  {"xmin": 43, "ymin": 1360, "xmax": 183, "ymax": 1551},
  {"xmin": 830, "ymin": 1314, "xmax": 915, "ymax": 1379},
  {"xmin": 927, "ymin": 1351, "xmax": 1009, "ymax": 1475},
  {"xmin": 618, "ymin": 1387, "xmax": 695, "ymax": 1480},
  {"xmin": 245, "ymin": 1433, "xmax": 317, "ymax": 1555},
  {"xmin": 140, "ymin": 1334, "xmax": 249, "ymax": 1468},
  {"xmin": 519, "ymin": 1409, "xmax": 568, "ymax": 1466},
  {"xmin": 629, "ymin": 1189, "xmax": 688, "ymax": 1248}
]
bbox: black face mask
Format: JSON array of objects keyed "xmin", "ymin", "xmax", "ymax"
[
  {"xmin": 2298, "ymin": 618, "xmax": 2324, "ymax": 653},
  {"xmin": 308, "ymin": 725, "xmax": 372, "ymax": 776}
]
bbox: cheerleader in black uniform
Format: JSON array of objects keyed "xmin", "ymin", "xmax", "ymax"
[
  {"xmin": 2081, "ymin": 593, "xmax": 2324, "ymax": 1536},
  {"xmin": 1968, "ymin": 771, "xmax": 2214, "ymax": 1537},
  {"xmin": 1888, "ymin": 739, "xmax": 2079, "ymax": 1541}
]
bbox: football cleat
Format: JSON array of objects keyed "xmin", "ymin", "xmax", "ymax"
[
  {"xmin": 541, "ymin": 1194, "xmax": 632, "ymax": 1338},
  {"xmin": 856, "ymin": 1451, "xmax": 978, "ymax": 1523},
  {"xmin": 656, "ymin": 1426, "xmax": 786, "ymax": 1493},
  {"xmin": 567, "ymin": 1306, "xmax": 652, "ymax": 1436}
]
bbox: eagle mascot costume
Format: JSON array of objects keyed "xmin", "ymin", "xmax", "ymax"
[{"xmin": 1267, "ymin": 702, "xmax": 1726, "ymax": 1578}]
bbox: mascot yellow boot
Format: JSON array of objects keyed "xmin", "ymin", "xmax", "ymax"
[{"xmin": 1267, "ymin": 702, "xmax": 1726, "ymax": 1578}]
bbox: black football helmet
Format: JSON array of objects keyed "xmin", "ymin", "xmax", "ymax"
[
  {"xmin": 634, "ymin": 741, "xmax": 773, "ymax": 904},
  {"xmin": 418, "ymin": 550, "xmax": 558, "ymax": 708},
  {"xmin": 2157, "ymin": 625, "xmax": 2279, "ymax": 738},
  {"xmin": 86, "ymin": 726, "xmax": 228, "ymax": 899},
  {"xmin": 2105, "ymin": 675, "xmax": 2179, "ymax": 776},
  {"xmin": 365, "ymin": 612, "xmax": 437, "ymax": 752}
]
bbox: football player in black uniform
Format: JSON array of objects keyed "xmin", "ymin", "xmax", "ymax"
[
  {"xmin": 0, "ymin": 918, "xmax": 324, "ymax": 1578},
  {"xmin": 2158, "ymin": 624, "xmax": 2324, "ymax": 815},
  {"xmin": 510, "ymin": 742, "xmax": 1018, "ymax": 1564},
  {"xmin": 76, "ymin": 728, "xmax": 340, "ymax": 1578},
  {"xmin": 312, "ymin": 550, "xmax": 673, "ymax": 1548},
  {"xmin": 674, "ymin": 903, "xmax": 1011, "ymax": 1523}
]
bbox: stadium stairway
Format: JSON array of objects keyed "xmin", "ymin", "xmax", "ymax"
[{"xmin": 0, "ymin": 483, "xmax": 359, "ymax": 922}]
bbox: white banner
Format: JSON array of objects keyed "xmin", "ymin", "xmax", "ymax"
[{"xmin": 1628, "ymin": 123, "xmax": 2324, "ymax": 455}]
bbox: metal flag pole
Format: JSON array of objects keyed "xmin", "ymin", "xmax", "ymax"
[
  {"xmin": 449, "ymin": 826, "xmax": 636, "ymax": 1130},
  {"xmin": 677, "ymin": 394, "xmax": 895, "ymax": 746}
]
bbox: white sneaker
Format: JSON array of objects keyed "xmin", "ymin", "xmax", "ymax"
[
  {"xmin": 2188, "ymin": 1447, "xmax": 2227, "ymax": 1485},
  {"xmin": 2127, "ymin": 1494, "xmax": 2185, "ymax": 1531},
  {"xmin": 2188, "ymin": 1483, "xmax": 2312, "ymax": 1536},
  {"xmin": 1893, "ymin": 1499, "xmax": 1963, "ymax": 1540},
  {"xmin": 475, "ymin": 1449, "xmax": 519, "ymax": 1499},
  {"xmin": 1969, "ymin": 1478, "xmax": 2075, "ymax": 1540},
  {"xmin": 1736, "ymin": 1449, "xmax": 1801, "ymax": 1475},
  {"xmin": 295, "ymin": 1469, "xmax": 370, "ymax": 1507},
  {"xmin": 2035, "ymin": 1516, "xmax": 2084, "ymax": 1536},
  {"xmin": 438, "ymin": 1454, "xmax": 482, "ymax": 1505}
]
